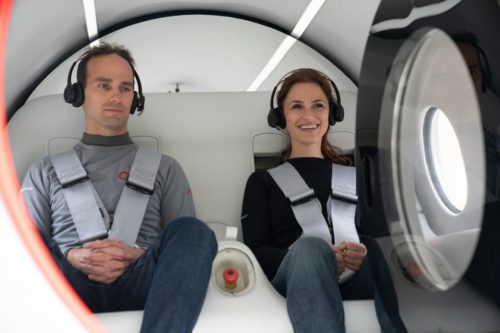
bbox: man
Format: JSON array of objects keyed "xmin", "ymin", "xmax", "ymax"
[{"xmin": 21, "ymin": 43, "xmax": 217, "ymax": 333}]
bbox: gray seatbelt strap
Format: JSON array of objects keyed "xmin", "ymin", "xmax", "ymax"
[
  {"xmin": 330, "ymin": 164, "xmax": 359, "ymax": 283},
  {"xmin": 50, "ymin": 150, "xmax": 108, "ymax": 243},
  {"xmin": 90, "ymin": 185, "xmax": 111, "ymax": 230},
  {"xmin": 268, "ymin": 162, "xmax": 359, "ymax": 283},
  {"xmin": 51, "ymin": 148, "xmax": 161, "ymax": 245},
  {"xmin": 109, "ymin": 149, "xmax": 162, "ymax": 245},
  {"xmin": 268, "ymin": 162, "xmax": 332, "ymax": 245}
]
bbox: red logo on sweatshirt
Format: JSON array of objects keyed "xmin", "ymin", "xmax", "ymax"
[{"xmin": 118, "ymin": 171, "xmax": 129, "ymax": 181}]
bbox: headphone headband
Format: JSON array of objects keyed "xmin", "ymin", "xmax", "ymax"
[{"xmin": 66, "ymin": 60, "xmax": 78, "ymax": 88}]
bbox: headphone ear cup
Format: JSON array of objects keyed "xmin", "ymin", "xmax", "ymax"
[
  {"xmin": 329, "ymin": 104, "xmax": 336, "ymax": 126},
  {"xmin": 63, "ymin": 84, "xmax": 75, "ymax": 104},
  {"xmin": 64, "ymin": 60, "xmax": 85, "ymax": 107},
  {"xmin": 138, "ymin": 94, "xmax": 145, "ymax": 112},
  {"xmin": 268, "ymin": 108, "xmax": 278, "ymax": 127},
  {"xmin": 335, "ymin": 103, "xmax": 344, "ymax": 123},
  {"xmin": 329, "ymin": 103, "xmax": 344, "ymax": 126},
  {"xmin": 130, "ymin": 92, "xmax": 139, "ymax": 114},
  {"xmin": 278, "ymin": 108, "xmax": 286, "ymax": 128},
  {"xmin": 268, "ymin": 107, "xmax": 286, "ymax": 128},
  {"xmin": 70, "ymin": 82, "xmax": 85, "ymax": 107}
]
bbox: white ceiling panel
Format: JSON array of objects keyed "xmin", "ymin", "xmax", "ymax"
[
  {"xmin": 7, "ymin": 0, "xmax": 381, "ymax": 118},
  {"xmin": 94, "ymin": 0, "xmax": 311, "ymax": 33},
  {"xmin": 30, "ymin": 14, "xmax": 355, "ymax": 100},
  {"xmin": 6, "ymin": 0, "xmax": 89, "ymax": 114}
]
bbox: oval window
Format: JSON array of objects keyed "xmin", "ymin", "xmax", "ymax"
[{"xmin": 423, "ymin": 107, "xmax": 467, "ymax": 213}]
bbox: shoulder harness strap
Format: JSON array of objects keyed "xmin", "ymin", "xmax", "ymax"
[
  {"xmin": 268, "ymin": 162, "xmax": 359, "ymax": 282},
  {"xmin": 108, "ymin": 149, "xmax": 162, "ymax": 245},
  {"xmin": 51, "ymin": 148, "xmax": 162, "ymax": 246},
  {"xmin": 50, "ymin": 150, "xmax": 108, "ymax": 243},
  {"xmin": 267, "ymin": 162, "xmax": 332, "ymax": 245},
  {"xmin": 330, "ymin": 163, "xmax": 359, "ymax": 282}
]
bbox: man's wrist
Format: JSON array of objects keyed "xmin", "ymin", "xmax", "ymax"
[
  {"xmin": 65, "ymin": 247, "xmax": 82, "ymax": 262},
  {"xmin": 64, "ymin": 247, "xmax": 74, "ymax": 259}
]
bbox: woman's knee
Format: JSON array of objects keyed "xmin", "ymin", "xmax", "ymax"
[
  {"xmin": 277, "ymin": 237, "xmax": 339, "ymax": 292},
  {"xmin": 286, "ymin": 237, "xmax": 334, "ymax": 268},
  {"xmin": 290, "ymin": 237, "xmax": 331, "ymax": 256}
]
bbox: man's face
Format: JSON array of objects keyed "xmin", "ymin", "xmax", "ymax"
[
  {"xmin": 457, "ymin": 42, "xmax": 483, "ymax": 95},
  {"xmin": 82, "ymin": 54, "xmax": 135, "ymax": 136}
]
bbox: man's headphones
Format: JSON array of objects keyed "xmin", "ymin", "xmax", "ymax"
[
  {"xmin": 63, "ymin": 57, "xmax": 145, "ymax": 114},
  {"xmin": 267, "ymin": 68, "xmax": 344, "ymax": 129}
]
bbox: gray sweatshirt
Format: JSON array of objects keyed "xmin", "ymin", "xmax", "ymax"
[{"xmin": 21, "ymin": 133, "xmax": 196, "ymax": 255}]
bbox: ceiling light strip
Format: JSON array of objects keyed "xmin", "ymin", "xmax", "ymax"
[
  {"xmin": 247, "ymin": 36, "xmax": 296, "ymax": 92},
  {"xmin": 247, "ymin": 0, "xmax": 325, "ymax": 91},
  {"xmin": 82, "ymin": 0, "xmax": 99, "ymax": 46},
  {"xmin": 291, "ymin": 0, "xmax": 325, "ymax": 38}
]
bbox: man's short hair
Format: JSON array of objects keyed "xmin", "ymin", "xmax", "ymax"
[{"xmin": 77, "ymin": 42, "xmax": 135, "ymax": 86}]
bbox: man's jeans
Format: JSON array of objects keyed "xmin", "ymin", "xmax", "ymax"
[
  {"xmin": 42, "ymin": 217, "xmax": 218, "ymax": 333},
  {"xmin": 271, "ymin": 237, "xmax": 397, "ymax": 333}
]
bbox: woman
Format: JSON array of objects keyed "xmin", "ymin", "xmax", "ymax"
[{"xmin": 241, "ymin": 68, "xmax": 388, "ymax": 333}]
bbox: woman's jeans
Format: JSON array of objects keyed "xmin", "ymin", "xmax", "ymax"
[{"xmin": 271, "ymin": 237, "xmax": 397, "ymax": 333}]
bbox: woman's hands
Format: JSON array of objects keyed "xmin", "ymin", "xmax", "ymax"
[
  {"xmin": 331, "ymin": 245, "xmax": 346, "ymax": 278},
  {"xmin": 331, "ymin": 241, "xmax": 367, "ymax": 277},
  {"xmin": 339, "ymin": 241, "xmax": 367, "ymax": 271}
]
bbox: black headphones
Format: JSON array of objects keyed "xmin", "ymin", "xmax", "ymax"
[
  {"xmin": 63, "ymin": 57, "xmax": 145, "ymax": 114},
  {"xmin": 267, "ymin": 68, "xmax": 344, "ymax": 129}
]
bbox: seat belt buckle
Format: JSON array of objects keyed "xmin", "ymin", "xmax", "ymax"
[
  {"xmin": 61, "ymin": 175, "xmax": 90, "ymax": 189},
  {"xmin": 331, "ymin": 189, "xmax": 358, "ymax": 204},
  {"xmin": 126, "ymin": 181, "xmax": 154, "ymax": 195},
  {"xmin": 288, "ymin": 189, "xmax": 316, "ymax": 206}
]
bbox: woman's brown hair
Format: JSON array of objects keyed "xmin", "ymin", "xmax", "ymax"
[{"xmin": 276, "ymin": 68, "xmax": 352, "ymax": 166}]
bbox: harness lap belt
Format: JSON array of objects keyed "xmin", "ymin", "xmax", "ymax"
[
  {"xmin": 50, "ymin": 148, "xmax": 162, "ymax": 245},
  {"xmin": 268, "ymin": 162, "xmax": 359, "ymax": 283}
]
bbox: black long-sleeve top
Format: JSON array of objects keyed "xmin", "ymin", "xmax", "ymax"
[{"xmin": 241, "ymin": 158, "xmax": 334, "ymax": 280}]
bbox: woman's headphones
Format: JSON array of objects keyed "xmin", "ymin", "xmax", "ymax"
[
  {"xmin": 63, "ymin": 56, "xmax": 145, "ymax": 114},
  {"xmin": 267, "ymin": 68, "xmax": 344, "ymax": 129}
]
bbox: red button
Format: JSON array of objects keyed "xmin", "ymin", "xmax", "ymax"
[{"xmin": 223, "ymin": 267, "xmax": 239, "ymax": 289}]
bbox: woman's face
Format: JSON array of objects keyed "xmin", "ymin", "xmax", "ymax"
[{"xmin": 283, "ymin": 82, "xmax": 330, "ymax": 151}]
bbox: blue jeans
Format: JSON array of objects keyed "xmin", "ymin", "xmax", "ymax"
[
  {"xmin": 271, "ymin": 237, "xmax": 396, "ymax": 333},
  {"xmin": 42, "ymin": 217, "xmax": 217, "ymax": 333}
]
